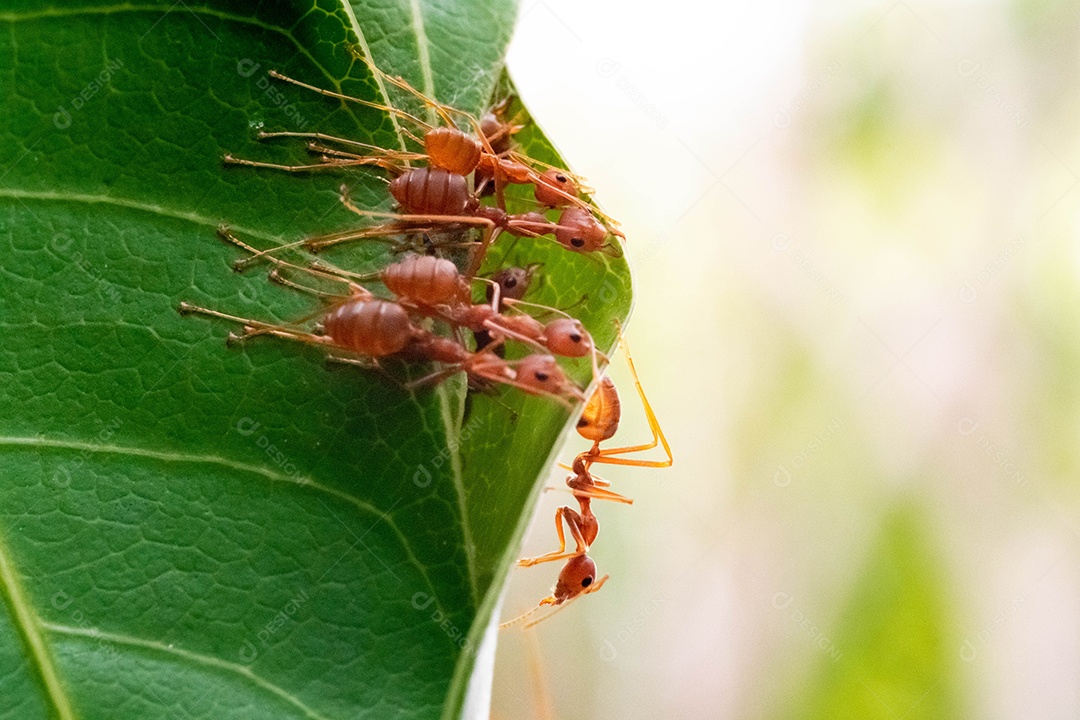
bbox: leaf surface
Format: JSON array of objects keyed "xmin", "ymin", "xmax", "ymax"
[{"xmin": 0, "ymin": 2, "xmax": 631, "ymax": 718}]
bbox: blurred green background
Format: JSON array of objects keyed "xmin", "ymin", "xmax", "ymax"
[{"xmin": 490, "ymin": 0, "xmax": 1080, "ymax": 717}]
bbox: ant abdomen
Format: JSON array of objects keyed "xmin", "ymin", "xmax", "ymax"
[
  {"xmin": 424, "ymin": 127, "xmax": 483, "ymax": 175},
  {"xmin": 389, "ymin": 167, "xmax": 471, "ymax": 215},
  {"xmin": 322, "ymin": 299, "xmax": 415, "ymax": 357},
  {"xmin": 480, "ymin": 112, "xmax": 514, "ymax": 156},
  {"xmin": 381, "ymin": 255, "xmax": 469, "ymax": 307},
  {"xmin": 577, "ymin": 376, "xmax": 621, "ymax": 442}
]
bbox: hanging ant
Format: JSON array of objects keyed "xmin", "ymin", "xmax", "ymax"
[{"xmin": 500, "ymin": 331, "xmax": 672, "ymax": 628}]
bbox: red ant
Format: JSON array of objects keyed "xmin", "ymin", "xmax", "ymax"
[
  {"xmin": 224, "ymin": 228, "xmax": 603, "ymax": 371},
  {"xmin": 221, "ymin": 62, "xmax": 622, "ymax": 273},
  {"xmin": 227, "ymin": 168, "xmax": 615, "ymax": 282},
  {"xmin": 225, "ymin": 56, "xmax": 614, "ymax": 228},
  {"xmin": 179, "ymin": 230, "xmax": 586, "ymax": 405},
  {"xmin": 501, "ymin": 332, "xmax": 672, "ymax": 628}
]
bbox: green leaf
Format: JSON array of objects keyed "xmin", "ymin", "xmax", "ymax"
[{"xmin": 0, "ymin": 2, "xmax": 631, "ymax": 719}]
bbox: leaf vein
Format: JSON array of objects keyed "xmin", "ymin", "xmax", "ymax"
[
  {"xmin": 0, "ymin": 436, "xmax": 451, "ymax": 621},
  {"xmin": 41, "ymin": 622, "xmax": 333, "ymax": 720},
  {"xmin": 338, "ymin": 4, "xmax": 411, "ymax": 154},
  {"xmin": 0, "ymin": 188, "xmax": 282, "ymax": 243},
  {"xmin": 0, "ymin": 530, "xmax": 76, "ymax": 720},
  {"xmin": 435, "ymin": 382, "xmax": 478, "ymax": 606},
  {"xmin": 0, "ymin": 5, "xmax": 338, "ymax": 90},
  {"xmin": 407, "ymin": 0, "xmax": 437, "ymax": 111}
]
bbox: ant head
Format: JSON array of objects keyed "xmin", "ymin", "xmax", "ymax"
[
  {"xmin": 480, "ymin": 112, "xmax": 502, "ymax": 137},
  {"xmin": 514, "ymin": 354, "xmax": 583, "ymax": 400},
  {"xmin": 488, "ymin": 265, "xmax": 535, "ymax": 304},
  {"xmin": 550, "ymin": 555, "xmax": 603, "ymax": 605},
  {"xmin": 479, "ymin": 112, "xmax": 513, "ymax": 155},
  {"xmin": 543, "ymin": 318, "xmax": 592, "ymax": 358},
  {"xmin": 555, "ymin": 207, "xmax": 607, "ymax": 253},
  {"xmin": 534, "ymin": 169, "xmax": 579, "ymax": 207}
]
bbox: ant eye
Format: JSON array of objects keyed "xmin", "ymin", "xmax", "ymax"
[
  {"xmin": 535, "ymin": 371, "xmax": 549, "ymax": 382},
  {"xmin": 505, "ymin": 278, "xmax": 517, "ymax": 288},
  {"xmin": 581, "ymin": 576, "xmax": 593, "ymax": 588},
  {"xmin": 556, "ymin": 173, "xmax": 567, "ymax": 183},
  {"xmin": 571, "ymin": 237, "xmax": 585, "ymax": 248},
  {"xmin": 569, "ymin": 333, "xmax": 582, "ymax": 343}
]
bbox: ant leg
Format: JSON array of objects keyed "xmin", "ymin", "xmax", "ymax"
[
  {"xmin": 267, "ymin": 269, "xmax": 350, "ymax": 300},
  {"xmin": 517, "ymin": 507, "xmax": 587, "ymax": 567},
  {"xmin": 325, "ymin": 355, "xmax": 380, "ymax": 370},
  {"xmin": 258, "ymin": 130, "xmax": 421, "ymax": 159},
  {"xmin": 590, "ymin": 333, "xmax": 673, "ymax": 469},
  {"xmin": 480, "ymin": 320, "xmax": 548, "ymax": 356},
  {"xmin": 465, "ymin": 226, "xmax": 504, "ymax": 280},
  {"xmin": 179, "ymin": 302, "xmax": 335, "ymax": 348},
  {"xmin": 217, "ymin": 225, "xmax": 322, "ymax": 272},
  {"xmin": 567, "ymin": 471, "xmax": 632, "ymax": 504},
  {"xmin": 306, "ymin": 144, "xmax": 425, "ymax": 173},
  {"xmin": 219, "ymin": 228, "xmax": 368, "ymax": 295},
  {"xmin": 267, "ymin": 70, "xmax": 434, "ymax": 132},
  {"xmin": 304, "ymin": 224, "xmax": 424, "ymax": 252},
  {"xmin": 222, "ymin": 154, "xmax": 367, "ymax": 173},
  {"xmin": 338, "ymin": 187, "xmax": 495, "ymax": 228},
  {"xmin": 569, "ymin": 485, "xmax": 633, "ymax": 505},
  {"xmin": 403, "ymin": 365, "xmax": 461, "ymax": 391},
  {"xmin": 354, "ymin": 54, "xmax": 463, "ymax": 129}
]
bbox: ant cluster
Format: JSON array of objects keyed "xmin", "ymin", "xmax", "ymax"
[{"xmin": 179, "ymin": 55, "xmax": 670, "ymax": 627}]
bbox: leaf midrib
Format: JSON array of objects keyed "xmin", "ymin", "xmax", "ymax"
[
  {"xmin": 406, "ymin": 0, "xmax": 437, "ymax": 109},
  {"xmin": 338, "ymin": 0, "xmax": 478, "ymax": 609}
]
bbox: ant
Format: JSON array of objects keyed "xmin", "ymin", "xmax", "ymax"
[
  {"xmin": 178, "ymin": 229, "xmax": 586, "ymax": 405},
  {"xmin": 224, "ymin": 228, "xmax": 602, "ymax": 370},
  {"xmin": 227, "ymin": 167, "xmax": 615, "ymax": 282},
  {"xmin": 221, "ymin": 61, "xmax": 622, "ymax": 274},
  {"xmin": 226, "ymin": 56, "xmax": 614, "ymax": 229},
  {"xmin": 501, "ymin": 331, "xmax": 672, "ymax": 628}
]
